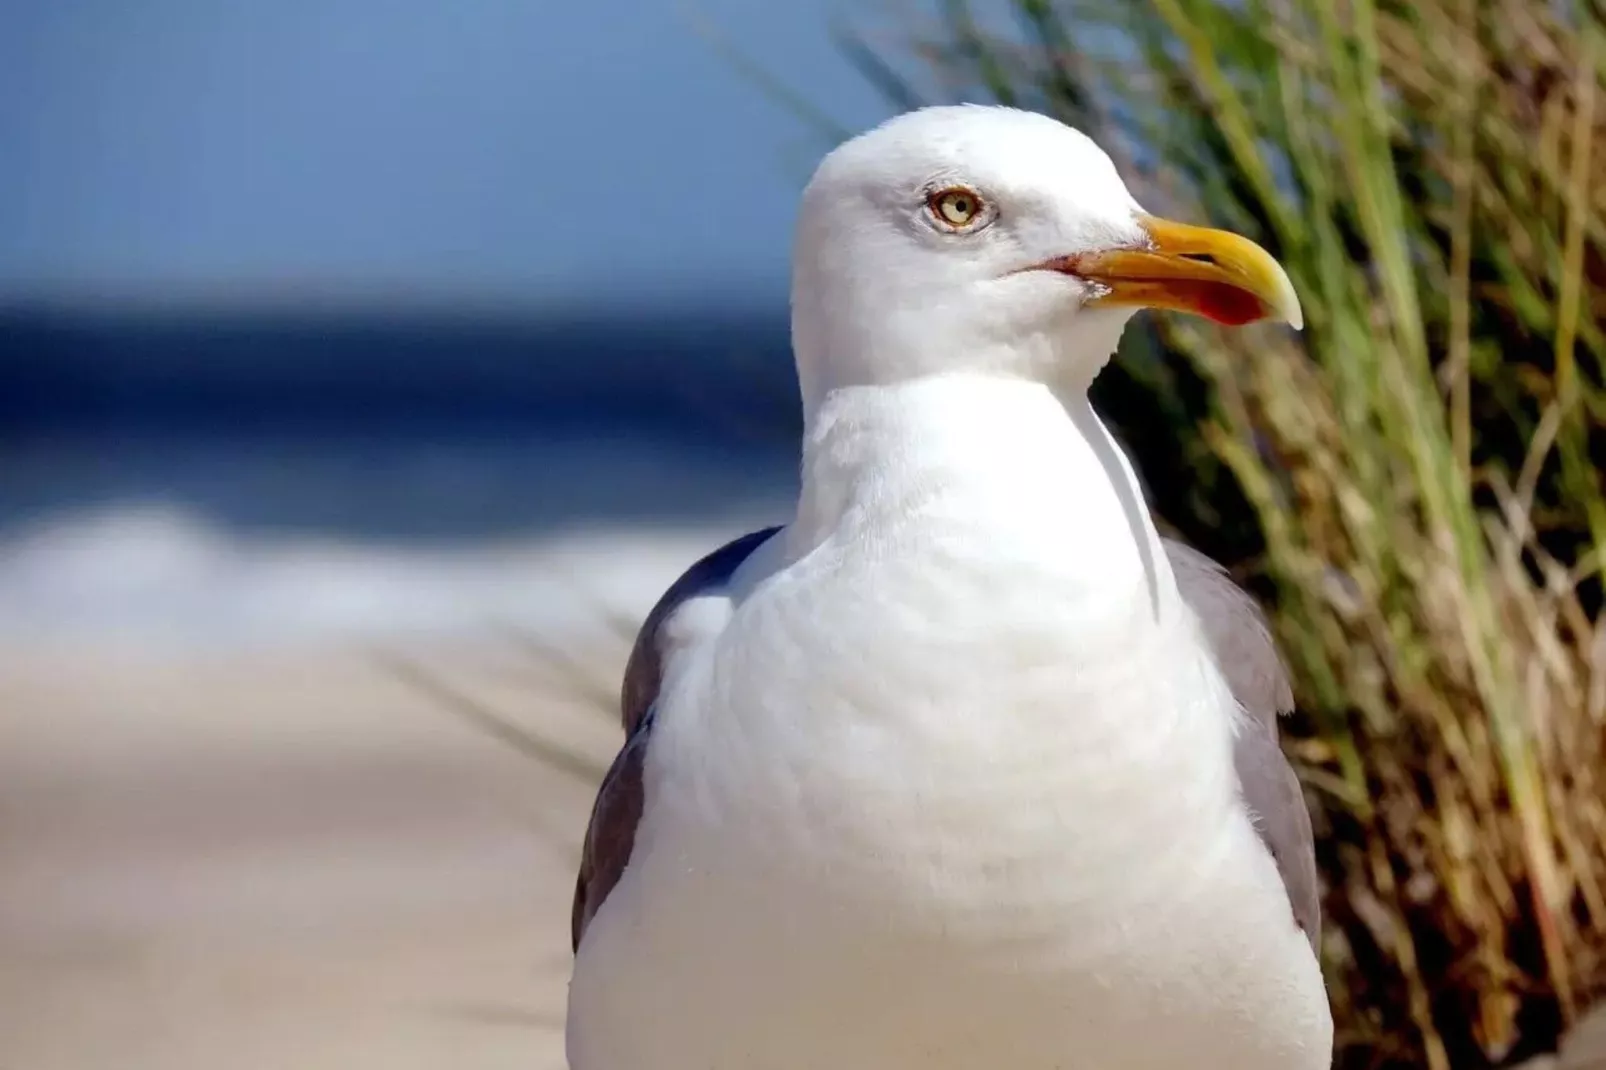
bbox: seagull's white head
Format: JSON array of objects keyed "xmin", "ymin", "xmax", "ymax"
[{"xmin": 790, "ymin": 104, "xmax": 1300, "ymax": 412}]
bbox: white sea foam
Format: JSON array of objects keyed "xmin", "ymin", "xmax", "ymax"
[{"xmin": 0, "ymin": 503, "xmax": 782, "ymax": 651}]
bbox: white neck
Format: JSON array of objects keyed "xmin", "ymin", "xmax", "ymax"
[{"xmin": 787, "ymin": 373, "xmax": 1183, "ymax": 629}]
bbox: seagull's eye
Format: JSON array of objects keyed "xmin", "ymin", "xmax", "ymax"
[{"xmin": 928, "ymin": 187, "xmax": 985, "ymax": 230}]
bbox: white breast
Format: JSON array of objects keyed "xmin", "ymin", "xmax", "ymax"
[{"xmin": 567, "ymin": 378, "xmax": 1330, "ymax": 1070}]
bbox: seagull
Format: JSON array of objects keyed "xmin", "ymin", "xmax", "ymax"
[{"xmin": 567, "ymin": 104, "xmax": 1332, "ymax": 1070}]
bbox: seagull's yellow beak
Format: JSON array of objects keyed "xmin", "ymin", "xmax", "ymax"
[{"xmin": 1062, "ymin": 215, "xmax": 1302, "ymax": 330}]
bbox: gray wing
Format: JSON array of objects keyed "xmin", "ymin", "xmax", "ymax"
[
  {"xmin": 1165, "ymin": 537, "xmax": 1320, "ymax": 953},
  {"xmin": 572, "ymin": 527, "xmax": 781, "ymax": 951}
]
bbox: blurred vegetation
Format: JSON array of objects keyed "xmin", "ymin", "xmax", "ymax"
[{"xmin": 830, "ymin": 0, "xmax": 1606, "ymax": 1066}]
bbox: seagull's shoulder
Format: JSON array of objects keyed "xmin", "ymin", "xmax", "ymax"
[
  {"xmin": 571, "ymin": 525, "xmax": 782, "ymax": 950},
  {"xmin": 1163, "ymin": 536, "xmax": 1319, "ymax": 950},
  {"xmin": 1165, "ymin": 537, "xmax": 1294, "ymax": 722}
]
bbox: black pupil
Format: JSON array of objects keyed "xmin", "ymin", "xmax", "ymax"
[{"xmin": 951, "ymin": 197, "xmax": 970, "ymax": 215}]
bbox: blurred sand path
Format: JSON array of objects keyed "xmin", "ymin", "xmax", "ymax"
[{"xmin": 0, "ymin": 640, "xmax": 620, "ymax": 1069}]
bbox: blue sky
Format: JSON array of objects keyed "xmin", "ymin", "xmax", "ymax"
[{"xmin": 0, "ymin": 1, "xmax": 908, "ymax": 311}]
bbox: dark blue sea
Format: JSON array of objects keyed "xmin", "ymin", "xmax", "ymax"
[{"xmin": 0, "ymin": 306, "xmax": 801, "ymax": 647}]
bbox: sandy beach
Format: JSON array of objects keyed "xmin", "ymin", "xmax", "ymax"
[
  {"xmin": 1, "ymin": 637, "xmax": 624, "ymax": 1069},
  {"xmin": 0, "ymin": 408, "xmax": 793, "ymax": 1070}
]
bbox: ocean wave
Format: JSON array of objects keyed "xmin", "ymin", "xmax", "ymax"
[{"xmin": 0, "ymin": 503, "xmax": 777, "ymax": 650}]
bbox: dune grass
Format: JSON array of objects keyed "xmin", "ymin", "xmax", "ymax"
[{"xmin": 824, "ymin": 0, "xmax": 1606, "ymax": 1065}]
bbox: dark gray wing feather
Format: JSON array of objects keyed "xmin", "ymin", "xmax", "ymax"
[
  {"xmin": 618, "ymin": 527, "xmax": 781, "ymax": 734},
  {"xmin": 572, "ymin": 527, "xmax": 781, "ymax": 951},
  {"xmin": 1165, "ymin": 537, "xmax": 1320, "ymax": 953}
]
